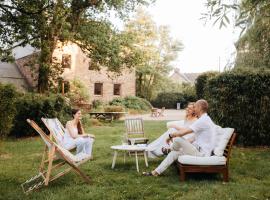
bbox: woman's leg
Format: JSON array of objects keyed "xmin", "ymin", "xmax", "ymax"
[{"xmin": 83, "ymin": 137, "xmax": 94, "ymax": 156}]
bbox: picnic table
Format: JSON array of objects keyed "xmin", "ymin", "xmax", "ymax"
[{"xmin": 89, "ymin": 112, "xmax": 127, "ymax": 121}]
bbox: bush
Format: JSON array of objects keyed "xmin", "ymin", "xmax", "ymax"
[
  {"xmin": 109, "ymin": 96, "xmax": 152, "ymax": 111},
  {"xmin": 195, "ymin": 71, "xmax": 219, "ymax": 99},
  {"xmin": 11, "ymin": 93, "xmax": 72, "ymax": 137},
  {"xmin": 0, "ymin": 84, "xmax": 18, "ymax": 138},
  {"xmin": 66, "ymin": 79, "xmax": 90, "ymax": 105},
  {"xmin": 151, "ymin": 92, "xmax": 184, "ymax": 109},
  {"xmin": 204, "ymin": 70, "xmax": 270, "ymax": 146},
  {"xmin": 104, "ymin": 105, "xmax": 124, "ymax": 119}
]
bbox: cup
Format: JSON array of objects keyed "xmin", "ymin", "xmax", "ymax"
[
  {"xmin": 121, "ymin": 136, "xmax": 128, "ymax": 145},
  {"xmin": 130, "ymin": 139, "xmax": 135, "ymax": 146}
]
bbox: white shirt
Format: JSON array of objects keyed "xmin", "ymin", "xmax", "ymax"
[{"xmin": 189, "ymin": 113, "xmax": 216, "ymax": 156}]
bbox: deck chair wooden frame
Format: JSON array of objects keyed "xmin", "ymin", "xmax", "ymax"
[
  {"xmin": 124, "ymin": 118, "xmax": 149, "ymax": 144},
  {"xmin": 25, "ymin": 119, "xmax": 91, "ymax": 191},
  {"xmin": 177, "ymin": 132, "xmax": 236, "ymax": 182},
  {"xmin": 156, "ymin": 107, "xmax": 165, "ymax": 117}
]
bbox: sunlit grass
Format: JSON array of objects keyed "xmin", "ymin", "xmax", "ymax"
[{"xmin": 0, "ymin": 121, "xmax": 270, "ymax": 200}]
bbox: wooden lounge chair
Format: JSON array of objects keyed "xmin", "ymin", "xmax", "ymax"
[
  {"xmin": 22, "ymin": 119, "xmax": 91, "ymax": 194},
  {"xmin": 177, "ymin": 131, "xmax": 236, "ymax": 182},
  {"xmin": 156, "ymin": 107, "xmax": 165, "ymax": 117},
  {"xmin": 124, "ymin": 118, "xmax": 149, "ymax": 144}
]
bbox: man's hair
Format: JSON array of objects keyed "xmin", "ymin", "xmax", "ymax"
[{"xmin": 196, "ymin": 99, "xmax": 208, "ymax": 112}]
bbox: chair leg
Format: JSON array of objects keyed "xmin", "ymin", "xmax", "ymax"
[
  {"xmin": 72, "ymin": 166, "xmax": 91, "ymax": 184},
  {"xmin": 45, "ymin": 146, "xmax": 55, "ymax": 186},
  {"xmin": 180, "ymin": 168, "xmax": 186, "ymax": 181},
  {"xmin": 39, "ymin": 145, "xmax": 48, "ymax": 173},
  {"xmin": 222, "ymin": 168, "xmax": 229, "ymax": 182}
]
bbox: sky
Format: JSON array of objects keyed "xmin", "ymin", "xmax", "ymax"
[{"xmin": 145, "ymin": 0, "xmax": 239, "ymax": 73}]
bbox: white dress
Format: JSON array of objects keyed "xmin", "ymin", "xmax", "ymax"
[
  {"xmin": 61, "ymin": 127, "xmax": 94, "ymax": 156},
  {"xmin": 147, "ymin": 120, "xmax": 195, "ymax": 158}
]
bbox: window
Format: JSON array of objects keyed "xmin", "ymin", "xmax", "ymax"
[
  {"xmin": 113, "ymin": 84, "xmax": 121, "ymax": 95},
  {"xmin": 94, "ymin": 83, "xmax": 103, "ymax": 95},
  {"xmin": 62, "ymin": 54, "xmax": 71, "ymax": 68}
]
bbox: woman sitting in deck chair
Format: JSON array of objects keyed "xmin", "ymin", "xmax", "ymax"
[
  {"xmin": 147, "ymin": 102, "xmax": 197, "ymax": 158},
  {"xmin": 62, "ymin": 109, "xmax": 95, "ymax": 158}
]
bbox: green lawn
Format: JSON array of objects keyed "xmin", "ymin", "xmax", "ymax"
[{"xmin": 0, "ymin": 121, "xmax": 270, "ymax": 200}]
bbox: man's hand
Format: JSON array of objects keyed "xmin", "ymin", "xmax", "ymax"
[{"xmin": 166, "ymin": 137, "xmax": 172, "ymax": 144}]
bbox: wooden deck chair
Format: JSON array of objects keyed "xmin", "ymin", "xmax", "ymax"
[
  {"xmin": 177, "ymin": 132, "xmax": 236, "ymax": 182},
  {"xmin": 22, "ymin": 119, "xmax": 91, "ymax": 194},
  {"xmin": 157, "ymin": 107, "xmax": 165, "ymax": 117},
  {"xmin": 124, "ymin": 118, "xmax": 149, "ymax": 144}
]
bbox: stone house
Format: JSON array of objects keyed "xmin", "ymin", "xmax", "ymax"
[
  {"xmin": 0, "ymin": 42, "xmax": 136, "ymax": 103},
  {"xmin": 169, "ymin": 68, "xmax": 200, "ymax": 85}
]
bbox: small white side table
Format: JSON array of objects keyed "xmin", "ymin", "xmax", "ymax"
[{"xmin": 111, "ymin": 145, "xmax": 149, "ymax": 172}]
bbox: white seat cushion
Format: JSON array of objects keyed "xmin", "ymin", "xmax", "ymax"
[
  {"xmin": 213, "ymin": 126, "xmax": 234, "ymax": 156},
  {"xmin": 178, "ymin": 155, "xmax": 226, "ymax": 165}
]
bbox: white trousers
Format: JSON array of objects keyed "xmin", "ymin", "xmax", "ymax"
[
  {"xmin": 155, "ymin": 137, "xmax": 203, "ymax": 174},
  {"xmin": 62, "ymin": 137, "xmax": 94, "ymax": 156}
]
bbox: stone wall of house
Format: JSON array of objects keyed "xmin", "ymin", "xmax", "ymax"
[{"xmin": 55, "ymin": 42, "xmax": 136, "ymax": 102}]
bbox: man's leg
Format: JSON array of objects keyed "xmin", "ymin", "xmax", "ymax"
[
  {"xmin": 154, "ymin": 150, "xmax": 183, "ymax": 175},
  {"xmin": 172, "ymin": 137, "xmax": 201, "ymax": 156}
]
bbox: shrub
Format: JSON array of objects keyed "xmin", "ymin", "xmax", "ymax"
[
  {"xmin": 92, "ymin": 99, "xmax": 103, "ymax": 109},
  {"xmin": 66, "ymin": 79, "xmax": 90, "ymax": 105},
  {"xmin": 204, "ymin": 70, "xmax": 270, "ymax": 146},
  {"xmin": 109, "ymin": 96, "xmax": 152, "ymax": 111},
  {"xmin": 0, "ymin": 84, "xmax": 18, "ymax": 138},
  {"xmin": 195, "ymin": 71, "xmax": 219, "ymax": 99},
  {"xmin": 11, "ymin": 93, "xmax": 71, "ymax": 137},
  {"xmin": 104, "ymin": 105, "xmax": 124, "ymax": 119},
  {"xmin": 151, "ymin": 92, "xmax": 185, "ymax": 109}
]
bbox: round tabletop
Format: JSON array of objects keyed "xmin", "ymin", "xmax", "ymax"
[{"xmin": 111, "ymin": 144, "xmax": 148, "ymax": 151}]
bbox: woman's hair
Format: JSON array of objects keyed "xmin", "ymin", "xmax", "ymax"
[{"xmin": 71, "ymin": 109, "xmax": 83, "ymax": 135}]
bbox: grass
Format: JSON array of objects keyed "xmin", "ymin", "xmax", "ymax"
[{"xmin": 0, "ymin": 121, "xmax": 270, "ymax": 200}]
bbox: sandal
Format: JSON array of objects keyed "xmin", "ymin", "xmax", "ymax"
[{"xmin": 161, "ymin": 147, "xmax": 171, "ymax": 155}]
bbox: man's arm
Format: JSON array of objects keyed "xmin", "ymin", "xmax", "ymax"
[{"xmin": 166, "ymin": 128, "xmax": 194, "ymax": 144}]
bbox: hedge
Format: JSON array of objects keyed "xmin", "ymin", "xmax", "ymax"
[
  {"xmin": 151, "ymin": 91, "xmax": 197, "ymax": 109},
  {"xmin": 11, "ymin": 93, "xmax": 72, "ymax": 137},
  {"xmin": 203, "ymin": 70, "xmax": 270, "ymax": 146},
  {"xmin": 0, "ymin": 83, "xmax": 18, "ymax": 138}
]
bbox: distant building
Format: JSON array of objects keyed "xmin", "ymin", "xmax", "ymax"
[
  {"xmin": 169, "ymin": 68, "xmax": 200, "ymax": 85},
  {"xmin": 0, "ymin": 42, "xmax": 136, "ymax": 102}
]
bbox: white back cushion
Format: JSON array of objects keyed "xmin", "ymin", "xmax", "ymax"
[
  {"xmin": 213, "ymin": 126, "xmax": 234, "ymax": 156},
  {"xmin": 166, "ymin": 120, "xmax": 184, "ymax": 129}
]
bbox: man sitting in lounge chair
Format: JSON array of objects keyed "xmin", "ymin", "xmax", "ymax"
[{"xmin": 143, "ymin": 99, "xmax": 216, "ymax": 176}]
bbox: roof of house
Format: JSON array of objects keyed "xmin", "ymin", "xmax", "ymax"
[
  {"xmin": 0, "ymin": 62, "xmax": 29, "ymax": 91},
  {"xmin": 169, "ymin": 68, "xmax": 200, "ymax": 84}
]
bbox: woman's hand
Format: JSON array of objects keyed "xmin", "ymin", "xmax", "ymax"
[{"xmin": 82, "ymin": 134, "xmax": 95, "ymax": 138}]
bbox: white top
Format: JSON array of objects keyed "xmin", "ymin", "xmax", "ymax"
[
  {"xmin": 189, "ymin": 113, "xmax": 216, "ymax": 156},
  {"xmin": 111, "ymin": 144, "xmax": 148, "ymax": 151}
]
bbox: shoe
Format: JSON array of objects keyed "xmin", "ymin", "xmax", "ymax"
[{"xmin": 161, "ymin": 147, "xmax": 171, "ymax": 155}]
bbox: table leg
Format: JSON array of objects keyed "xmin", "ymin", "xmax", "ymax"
[
  {"xmin": 135, "ymin": 151, "xmax": 139, "ymax": 172},
  {"xmin": 144, "ymin": 151, "xmax": 149, "ymax": 167},
  {"xmin": 112, "ymin": 151, "xmax": 118, "ymax": 169}
]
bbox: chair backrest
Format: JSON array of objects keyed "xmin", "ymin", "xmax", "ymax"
[
  {"xmin": 223, "ymin": 132, "xmax": 236, "ymax": 165},
  {"xmin": 125, "ymin": 118, "xmax": 144, "ymax": 137},
  {"xmin": 27, "ymin": 119, "xmax": 54, "ymax": 149},
  {"xmin": 41, "ymin": 118, "xmax": 65, "ymax": 144}
]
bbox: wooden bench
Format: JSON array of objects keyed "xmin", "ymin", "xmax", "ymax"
[
  {"xmin": 177, "ymin": 132, "xmax": 236, "ymax": 182},
  {"xmin": 89, "ymin": 112, "xmax": 127, "ymax": 122}
]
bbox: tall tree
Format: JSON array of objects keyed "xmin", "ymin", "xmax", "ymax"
[
  {"xmin": 0, "ymin": 0, "xmax": 153, "ymax": 92},
  {"xmin": 203, "ymin": 0, "xmax": 270, "ymax": 69},
  {"xmin": 124, "ymin": 8, "xmax": 183, "ymax": 100}
]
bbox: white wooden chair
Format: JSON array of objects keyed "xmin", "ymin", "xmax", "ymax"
[
  {"xmin": 21, "ymin": 119, "xmax": 91, "ymax": 194},
  {"xmin": 124, "ymin": 118, "xmax": 149, "ymax": 144}
]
